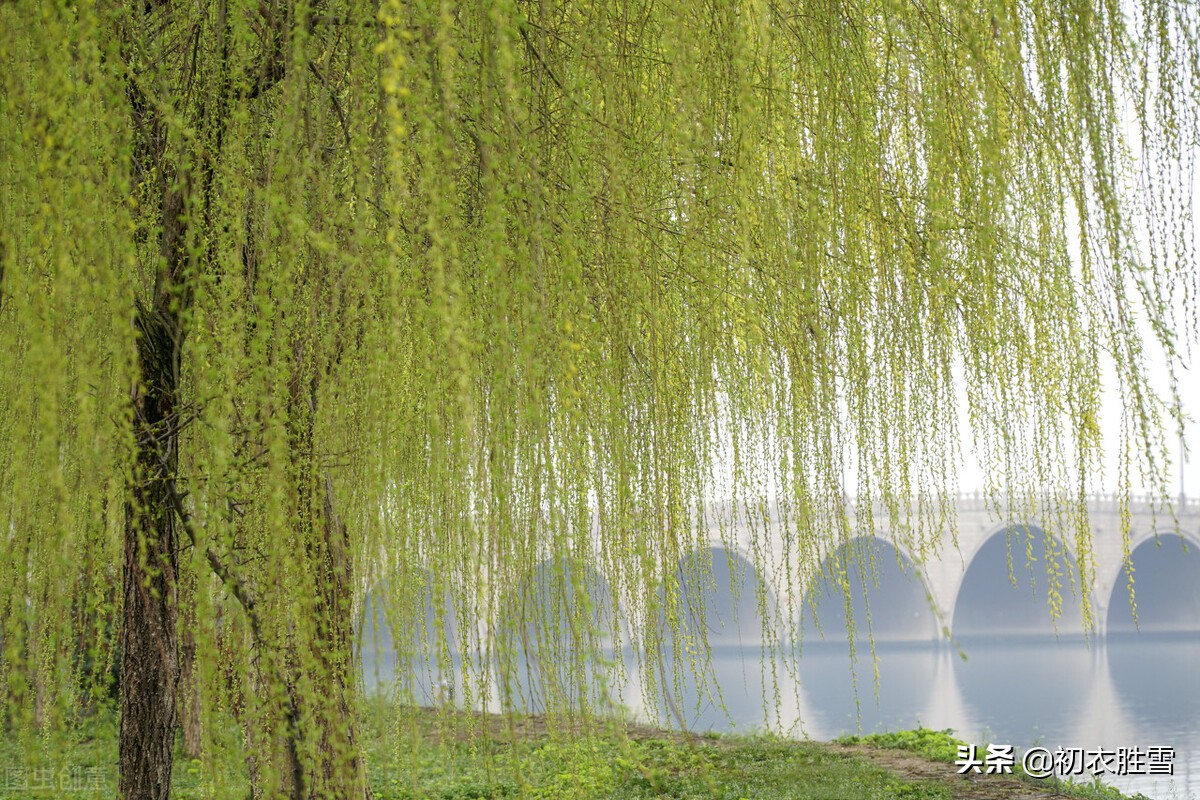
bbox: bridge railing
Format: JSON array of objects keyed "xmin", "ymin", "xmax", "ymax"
[{"xmin": 856, "ymin": 490, "xmax": 1190, "ymax": 517}]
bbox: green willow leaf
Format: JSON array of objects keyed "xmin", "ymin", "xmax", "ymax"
[{"xmin": 0, "ymin": 0, "xmax": 1194, "ymax": 795}]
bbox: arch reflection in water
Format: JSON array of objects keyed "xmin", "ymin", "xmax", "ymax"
[
  {"xmin": 798, "ymin": 643, "xmax": 940, "ymax": 737},
  {"xmin": 1107, "ymin": 533, "xmax": 1200, "ymax": 634},
  {"xmin": 952, "ymin": 638, "xmax": 1096, "ymax": 746},
  {"xmin": 358, "ymin": 572, "xmax": 461, "ymax": 703},
  {"xmin": 653, "ymin": 547, "xmax": 777, "ymax": 732},
  {"xmin": 1107, "ymin": 635, "xmax": 1200, "ymax": 733},
  {"xmin": 495, "ymin": 558, "xmax": 618, "ymax": 715},
  {"xmin": 954, "ymin": 524, "xmax": 1087, "ymax": 638},
  {"xmin": 796, "ymin": 536, "xmax": 940, "ymax": 735},
  {"xmin": 1105, "ymin": 635, "xmax": 1200, "ymax": 800}
]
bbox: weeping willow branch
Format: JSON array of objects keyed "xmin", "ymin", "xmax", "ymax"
[
  {"xmin": 166, "ymin": 480, "xmax": 260, "ymax": 639},
  {"xmin": 1, "ymin": 0, "xmax": 1197, "ymax": 797},
  {"xmin": 164, "ymin": 471, "xmax": 312, "ymax": 799}
]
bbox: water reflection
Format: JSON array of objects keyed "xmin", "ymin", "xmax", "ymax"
[
  {"xmin": 639, "ymin": 546, "xmax": 779, "ymax": 731},
  {"xmin": 795, "ymin": 636, "xmax": 1198, "ymax": 800},
  {"xmin": 798, "ymin": 641, "xmax": 938, "ymax": 736},
  {"xmin": 1108, "ymin": 635, "xmax": 1200, "ymax": 736},
  {"xmin": 647, "ymin": 644, "xmax": 781, "ymax": 732},
  {"xmin": 640, "ymin": 634, "xmax": 1199, "ymax": 800},
  {"xmin": 358, "ymin": 576, "xmax": 461, "ymax": 703},
  {"xmin": 360, "ymin": 618, "xmax": 1200, "ymax": 799},
  {"xmin": 494, "ymin": 558, "xmax": 616, "ymax": 715},
  {"xmin": 951, "ymin": 636, "xmax": 1097, "ymax": 745}
]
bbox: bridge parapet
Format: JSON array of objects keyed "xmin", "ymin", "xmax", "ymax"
[{"xmin": 852, "ymin": 490, "xmax": 1186, "ymax": 518}]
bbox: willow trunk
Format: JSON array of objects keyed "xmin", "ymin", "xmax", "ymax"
[{"xmin": 120, "ymin": 294, "xmax": 184, "ymax": 800}]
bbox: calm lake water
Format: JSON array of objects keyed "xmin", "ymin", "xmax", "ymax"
[
  {"xmin": 366, "ymin": 634, "xmax": 1200, "ymax": 800},
  {"xmin": 647, "ymin": 635, "xmax": 1200, "ymax": 800}
]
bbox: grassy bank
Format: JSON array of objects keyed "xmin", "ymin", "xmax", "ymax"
[
  {"xmin": 358, "ymin": 710, "xmax": 1151, "ymax": 800},
  {"xmin": 0, "ymin": 706, "xmax": 1152, "ymax": 799}
]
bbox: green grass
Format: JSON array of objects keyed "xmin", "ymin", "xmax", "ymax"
[
  {"xmin": 0, "ymin": 704, "xmax": 249, "ymax": 799},
  {"xmin": 836, "ymin": 727, "xmax": 968, "ymax": 763},
  {"xmin": 364, "ymin": 730, "xmax": 953, "ymax": 800},
  {"xmin": 0, "ymin": 707, "xmax": 1150, "ymax": 799},
  {"xmin": 836, "ymin": 727, "xmax": 1155, "ymax": 800}
]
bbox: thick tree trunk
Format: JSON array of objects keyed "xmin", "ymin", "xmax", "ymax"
[{"xmin": 120, "ymin": 295, "xmax": 183, "ymax": 800}]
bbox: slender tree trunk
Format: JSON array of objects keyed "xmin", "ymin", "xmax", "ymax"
[
  {"xmin": 277, "ymin": 513, "xmax": 368, "ymax": 800},
  {"xmin": 275, "ymin": 368, "xmax": 370, "ymax": 800},
  {"xmin": 178, "ymin": 573, "xmax": 203, "ymax": 760},
  {"xmin": 304, "ymin": 476, "xmax": 370, "ymax": 799}
]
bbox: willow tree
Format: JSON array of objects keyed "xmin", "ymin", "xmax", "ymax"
[{"xmin": 0, "ymin": 0, "xmax": 1195, "ymax": 797}]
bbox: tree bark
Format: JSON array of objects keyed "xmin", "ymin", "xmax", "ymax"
[
  {"xmin": 113, "ymin": 4, "xmax": 362, "ymax": 796},
  {"xmin": 116, "ymin": 6, "xmax": 205, "ymax": 794},
  {"xmin": 120, "ymin": 289, "xmax": 184, "ymax": 800},
  {"xmin": 178, "ymin": 575, "xmax": 204, "ymax": 760},
  {"xmin": 303, "ymin": 476, "xmax": 370, "ymax": 800},
  {"xmin": 273, "ymin": 366, "xmax": 370, "ymax": 800}
]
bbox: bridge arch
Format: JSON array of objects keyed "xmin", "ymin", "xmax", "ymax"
[
  {"xmin": 795, "ymin": 536, "xmax": 939, "ymax": 736},
  {"xmin": 953, "ymin": 523, "xmax": 1092, "ymax": 638},
  {"xmin": 669, "ymin": 545, "xmax": 776, "ymax": 646},
  {"xmin": 799, "ymin": 536, "xmax": 938, "ymax": 644},
  {"xmin": 648, "ymin": 545, "xmax": 778, "ymax": 731},
  {"xmin": 1106, "ymin": 530, "xmax": 1200, "ymax": 634},
  {"xmin": 494, "ymin": 557, "xmax": 618, "ymax": 714}
]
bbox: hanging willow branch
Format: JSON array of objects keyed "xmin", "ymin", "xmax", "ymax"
[{"xmin": 0, "ymin": 0, "xmax": 1196, "ymax": 796}]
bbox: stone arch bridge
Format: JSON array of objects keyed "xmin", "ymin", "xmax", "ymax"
[
  {"xmin": 361, "ymin": 493, "xmax": 1200, "ymax": 709},
  {"xmin": 728, "ymin": 492, "xmax": 1200, "ymax": 642}
]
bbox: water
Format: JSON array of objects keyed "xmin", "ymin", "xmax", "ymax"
[
  {"xmin": 668, "ymin": 635, "xmax": 1200, "ymax": 800},
  {"xmin": 364, "ymin": 634, "xmax": 1200, "ymax": 799},
  {"xmin": 359, "ymin": 537, "xmax": 1200, "ymax": 799}
]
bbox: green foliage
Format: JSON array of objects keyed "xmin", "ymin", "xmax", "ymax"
[
  {"xmin": 0, "ymin": 704, "xmax": 1155, "ymax": 800},
  {"xmin": 1, "ymin": 0, "xmax": 1198, "ymax": 794},
  {"xmin": 838, "ymin": 728, "xmax": 1155, "ymax": 800},
  {"xmin": 1045, "ymin": 779, "xmax": 1154, "ymax": 800},
  {"xmin": 1013, "ymin": 767, "xmax": 1156, "ymax": 800},
  {"xmin": 836, "ymin": 727, "xmax": 967, "ymax": 764},
  {"xmin": 358, "ymin": 719, "xmax": 956, "ymax": 800}
]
